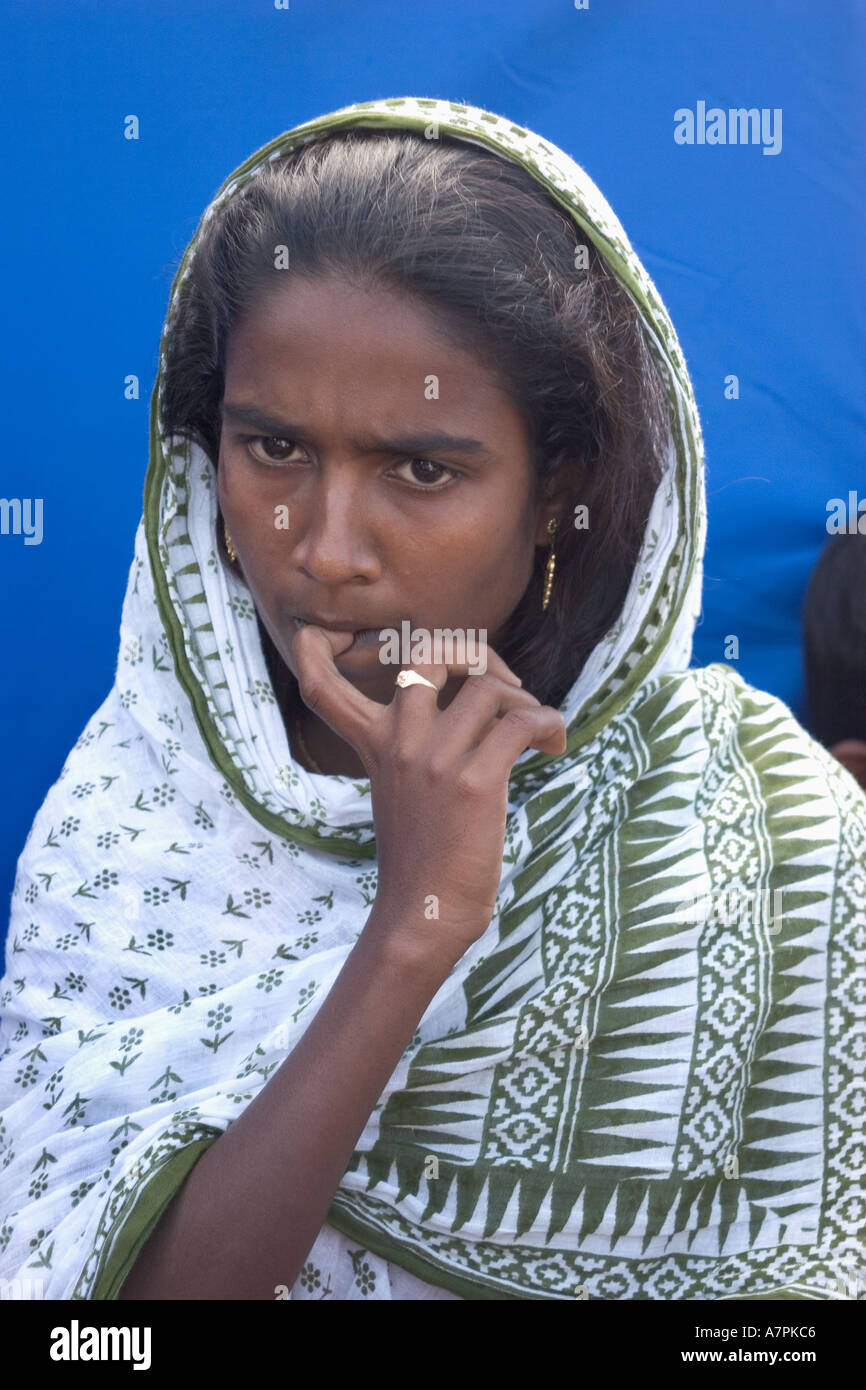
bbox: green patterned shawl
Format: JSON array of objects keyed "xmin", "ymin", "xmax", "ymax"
[{"xmin": 1, "ymin": 97, "xmax": 864, "ymax": 1302}]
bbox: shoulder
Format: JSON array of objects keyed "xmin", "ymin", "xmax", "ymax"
[
  {"xmin": 645, "ymin": 662, "xmax": 866, "ymax": 804},
  {"xmin": 625, "ymin": 662, "xmax": 866, "ymax": 877}
]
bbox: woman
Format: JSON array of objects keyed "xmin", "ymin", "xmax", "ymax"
[{"xmin": 1, "ymin": 96, "xmax": 863, "ymax": 1302}]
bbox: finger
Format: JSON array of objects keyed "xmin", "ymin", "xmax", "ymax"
[
  {"xmin": 291, "ymin": 624, "xmax": 382, "ymax": 752},
  {"xmin": 386, "ymin": 637, "xmax": 523, "ymax": 744},
  {"xmin": 385, "ymin": 636, "xmax": 524, "ymax": 709},
  {"xmin": 425, "ymin": 676, "xmax": 542, "ymax": 764},
  {"xmin": 474, "ymin": 646, "xmax": 523, "ymax": 688},
  {"xmin": 427, "ymin": 641, "xmax": 523, "ymax": 687},
  {"xmin": 467, "ymin": 705, "xmax": 568, "ymax": 778}
]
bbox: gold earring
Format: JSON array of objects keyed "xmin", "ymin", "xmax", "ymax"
[
  {"xmin": 542, "ymin": 517, "xmax": 558, "ymax": 612},
  {"xmin": 224, "ymin": 523, "xmax": 237, "ymax": 563}
]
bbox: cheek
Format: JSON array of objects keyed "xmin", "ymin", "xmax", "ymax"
[
  {"xmin": 475, "ymin": 514, "xmax": 536, "ymax": 586},
  {"xmin": 218, "ymin": 464, "xmax": 277, "ymax": 545},
  {"xmin": 217, "ymin": 447, "xmax": 257, "ymax": 506},
  {"xmin": 435, "ymin": 538, "xmax": 530, "ymax": 624}
]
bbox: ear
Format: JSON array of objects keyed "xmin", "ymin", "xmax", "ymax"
[
  {"xmin": 829, "ymin": 739, "xmax": 866, "ymax": 791},
  {"xmin": 533, "ymin": 481, "xmax": 572, "ymax": 547}
]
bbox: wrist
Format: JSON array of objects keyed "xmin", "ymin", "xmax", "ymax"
[{"xmin": 358, "ymin": 903, "xmax": 461, "ymax": 990}]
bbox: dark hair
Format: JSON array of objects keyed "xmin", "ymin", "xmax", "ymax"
[
  {"xmin": 803, "ymin": 532, "xmax": 866, "ymax": 746},
  {"xmin": 160, "ymin": 128, "xmax": 669, "ymax": 710}
]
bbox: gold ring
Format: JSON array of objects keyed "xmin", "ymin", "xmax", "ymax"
[{"xmin": 395, "ymin": 669, "xmax": 438, "ymax": 691}]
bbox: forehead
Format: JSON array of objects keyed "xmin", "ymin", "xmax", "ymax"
[{"xmin": 223, "ymin": 274, "xmax": 522, "ymax": 434}]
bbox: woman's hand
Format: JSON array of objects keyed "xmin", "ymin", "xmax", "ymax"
[{"xmin": 291, "ymin": 625, "xmax": 567, "ymax": 970}]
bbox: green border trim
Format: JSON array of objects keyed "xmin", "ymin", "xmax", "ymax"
[
  {"xmin": 327, "ymin": 1198, "xmax": 828, "ymax": 1302},
  {"xmin": 326, "ymin": 1197, "xmax": 537, "ymax": 1300},
  {"xmin": 90, "ymin": 1137, "xmax": 217, "ymax": 1300}
]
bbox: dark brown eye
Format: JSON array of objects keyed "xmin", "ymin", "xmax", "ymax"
[
  {"xmin": 392, "ymin": 458, "xmax": 457, "ymax": 490},
  {"xmin": 245, "ymin": 436, "xmax": 302, "ymax": 467},
  {"xmin": 261, "ymin": 437, "xmax": 295, "ymax": 460}
]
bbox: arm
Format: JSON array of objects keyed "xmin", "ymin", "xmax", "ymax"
[
  {"xmin": 117, "ymin": 627, "xmax": 564, "ymax": 1301},
  {"xmin": 118, "ymin": 911, "xmax": 451, "ymax": 1300}
]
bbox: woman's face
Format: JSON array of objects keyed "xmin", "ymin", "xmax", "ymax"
[{"xmin": 218, "ymin": 273, "xmax": 555, "ymax": 705}]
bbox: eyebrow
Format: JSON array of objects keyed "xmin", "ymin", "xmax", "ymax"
[{"xmin": 221, "ymin": 402, "xmax": 487, "ymax": 457}]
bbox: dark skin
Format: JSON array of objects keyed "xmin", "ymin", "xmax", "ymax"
[
  {"xmin": 217, "ymin": 273, "xmax": 567, "ymax": 775},
  {"xmin": 118, "ymin": 274, "xmax": 569, "ymax": 1297}
]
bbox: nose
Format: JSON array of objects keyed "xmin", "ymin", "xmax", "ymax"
[{"xmin": 292, "ymin": 474, "xmax": 381, "ymax": 586}]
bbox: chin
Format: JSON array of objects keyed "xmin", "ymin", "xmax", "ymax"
[{"xmin": 338, "ymin": 662, "xmax": 395, "ymax": 699}]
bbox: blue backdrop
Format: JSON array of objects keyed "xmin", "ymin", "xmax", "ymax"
[{"xmin": 2, "ymin": 0, "xmax": 863, "ymax": 953}]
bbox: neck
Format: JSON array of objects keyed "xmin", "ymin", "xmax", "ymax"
[{"xmin": 291, "ymin": 699, "xmax": 368, "ymax": 779}]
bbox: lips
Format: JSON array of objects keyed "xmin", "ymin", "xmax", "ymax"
[{"xmin": 293, "ymin": 615, "xmax": 377, "ymax": 631}]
